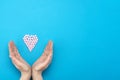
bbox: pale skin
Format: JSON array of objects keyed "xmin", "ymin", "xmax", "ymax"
[{"xmin": 8, "ymin": 41, "xmax": 53, "ymax": 80}]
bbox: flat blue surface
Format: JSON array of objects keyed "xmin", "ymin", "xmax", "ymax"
[{"xmin": 0, "ymin": 0, "xmax": 120, "ymax": 80}]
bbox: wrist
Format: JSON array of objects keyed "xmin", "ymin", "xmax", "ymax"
[
  {"xmin": 20, "ymin": 71, "xmax": 31, "ymax": 80},
  {"xmin": 32, "ymin": 69, "xmax": 43, "ymax": 80}
]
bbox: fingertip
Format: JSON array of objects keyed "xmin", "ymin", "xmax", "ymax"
[
  {"xmin": 9, "ymin": 41, "xmax": 14, "ymax": 44},
  {"xmin": 8, "ymin": 41, "xmax": 14, "ymax": 53},
  {"xmin": 49, "ymin": 40, "xmax": 53, "ymax": 47},
  {"xmin": 46, "ymin": 40, "xmax": 53, "ymax": 51},
  {"xmin": 8, "ymin": 41, "xmax": 14, "ymax": 48}
]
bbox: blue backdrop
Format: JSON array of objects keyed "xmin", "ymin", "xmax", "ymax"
[{"xmin": 0, "ymin": 0, "xmax": 120, "ymax": 80}]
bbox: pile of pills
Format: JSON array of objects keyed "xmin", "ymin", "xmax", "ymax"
[{"xmin": 23, "ymin": 34, "xmax": 38, "ymax": 52}]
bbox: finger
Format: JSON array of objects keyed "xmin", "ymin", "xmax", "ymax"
[
  {"xmin": 41, "ymin": 40, "xmax": 53, "ymax": 59},
  {"xmin": 9, "ymin": 41, "xmax": 15, "ymax": 57},
  {"xmin": 38, "ymin": 41, "xmax": 53, "ymax": 62},
  {"xmin": 44, "ymin": 40, "xmax": 53, "ymax": 54},
  {"xmin": 45, "ymin": 40, "xmax": 53, "ymax": 58},
  {"xmin": 11, "ymin": 56, "xmax": 23, "ymax": 70},
  {"xmin": 44, "ymin": 40, "xmax": 53, "ymax": 63},
  {"xmin": 38, "ymin": 41, "xmax": 53, "ymax": 67},
  {"xmin": 9, "ymin": 41, "xmax": 20, "ymax": 59},
  {"xmin": 44, "ymin": 40, "xmax": 53, "ymax": 66},
  {"xmin": 11, "ymin": 52, "xmax": 31, "ymax": 72}
]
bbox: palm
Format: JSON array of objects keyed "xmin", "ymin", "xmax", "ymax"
[
  {"xmin": 32, "ymin": 41, "xmax": 53, "ymax": 72},
  {"xmin": 9, "ymin": 41, "xmax": 31, "ymax": 72}
]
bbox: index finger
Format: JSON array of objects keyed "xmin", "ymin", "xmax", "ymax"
[{"xmin": 8, "ymin": 41, "xmax": 20, "ymax": 57}]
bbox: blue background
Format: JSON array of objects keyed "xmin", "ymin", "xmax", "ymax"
[{"xmin": 0, "ymin": 0, "xmax": 120, "ymax": 80}]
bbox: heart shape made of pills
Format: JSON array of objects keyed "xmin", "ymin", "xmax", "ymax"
[{"xmin": 23, "ymin": 35, "xmax": 38, "ymax": 52}]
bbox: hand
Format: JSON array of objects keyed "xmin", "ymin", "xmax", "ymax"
[
  {"xmin": 9, "ymin": 41, "xmax": 31, "ymax": 80},
  {"xmin": 32, "ymin": 41, "xmax": 53, "ymax": 80}
]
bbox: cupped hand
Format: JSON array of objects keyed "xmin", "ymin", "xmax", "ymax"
[
  {"xmin": 32, "ymin": 41, "xmax": 53, "ymax": 73},
  {"xmin": 8, "ymin": 41, "xmax": 31, "ymax": 77}
]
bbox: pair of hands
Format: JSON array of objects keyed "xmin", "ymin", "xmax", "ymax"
[{"xmin": 9, "ymin": 41, "xmax": 53, "ymax": 80}]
